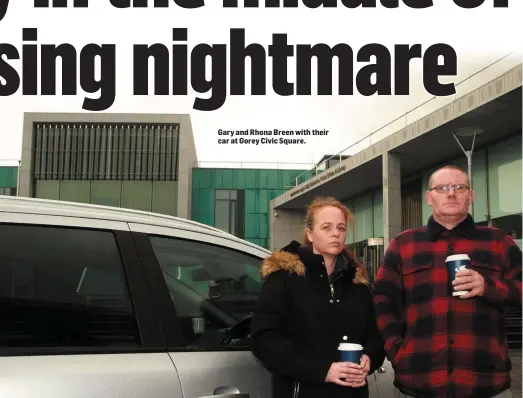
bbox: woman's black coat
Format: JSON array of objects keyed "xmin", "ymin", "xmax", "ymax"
[{"xmin": 250, "ymin": 241, "xmax": 385, "ymax": 398}]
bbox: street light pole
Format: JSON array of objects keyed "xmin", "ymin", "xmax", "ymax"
[{"xmin": 452, "ymin": 126, "xmax": 482, "ymax": 216}]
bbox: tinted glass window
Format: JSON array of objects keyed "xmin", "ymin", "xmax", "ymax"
[
  {"xmin": 0, "ymin": 187, "xmax": 16, "ymax": 196},
  {"xmin": 149, "ymin": 236, "xmax": 263, "ymax": 348},
  {"xmin": 0, "ymin": 224, "xmax": 140, "ymax": 349}
]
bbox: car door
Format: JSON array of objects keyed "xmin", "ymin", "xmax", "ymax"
[
  {"xmin": 0, "ymin": 211, "xmax": 183, "ymax": 398},
  {"xmin": 374, "ymin": 359, "xmax": 396, "ymax": 398},
  {"xmin": 129, "ymin": 222, "xmax": 272, "ymax": 398}
]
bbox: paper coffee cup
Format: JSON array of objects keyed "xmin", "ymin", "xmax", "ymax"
[
  {"xmin": 445, "ymin": 254, "xmax": 470, "ymax": 296},
  {"xmin": 338, "ymin": 342, "xmax": 363, "ymax": 363}
]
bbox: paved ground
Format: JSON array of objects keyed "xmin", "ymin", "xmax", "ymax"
[{"xmin": 510, "ymin": 350, "xmax": 521, "ymax": 397}]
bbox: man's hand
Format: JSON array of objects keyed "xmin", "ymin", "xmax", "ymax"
[
  {"xmin": 325, "ymin": 362, "xmax": 364, "ymax": 387},
  {"xmin": 453, "ymin": 268, "xmax": 485, "ymax": 299}
]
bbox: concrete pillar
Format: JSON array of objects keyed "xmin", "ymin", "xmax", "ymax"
[
  {"xmin": 270, "ymin": 201, "xmax": 305, "ymax": 252},
  {"xmin": 176, "ymin": 116, "xmax": 197, "ymax": 219},
  {"xmin": 19, "ymin": 114, "xmax": 35, "ymax": 197},
  {"xmin": 383, "ymin": 151, "xmax": 402, "ymax": 248}
]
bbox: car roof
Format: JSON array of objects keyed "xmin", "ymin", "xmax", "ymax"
[{"xmin": 0, "ymin": 195, "xmax": 272, "ymax": 255}]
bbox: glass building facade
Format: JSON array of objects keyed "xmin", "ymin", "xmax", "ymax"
[
  {"xmin": 0, "ymin": 166, "xmax": 18, "ymax": 196},
  {"xmin": 3, "ymin": 132, "xmax": 520, "ymax": 250},
  {"xmin": 3, "ymin": 128, "xmax": 521, "ymax": 252},
  {"xmin": 191, "ymin": 168, "xmax": 313, "ymax": 249},
  {"xmin": 345, "ymin": 133, "xmax": 522, "ymax": 250}
]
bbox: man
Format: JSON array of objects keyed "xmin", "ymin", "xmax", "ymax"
[{"xmin": 373, "ymin": 165, "xmax": 521, "ymax": 398}]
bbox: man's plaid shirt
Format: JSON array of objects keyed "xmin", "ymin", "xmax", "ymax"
[{"xmin": 373, "ymin": 214, "xmax": 522, "ymax": 398}]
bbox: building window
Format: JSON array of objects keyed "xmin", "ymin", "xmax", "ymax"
[
  {"xmin": 0, "ymin": 187, "xmax": 17, "ymax": 196},
  {"xmin": 214, "ymin": 190, "xmax": 245, "ymax": 238},
  {"xmin": 33, "ymin": 123, "xmax": 180, "ymax": 181}
]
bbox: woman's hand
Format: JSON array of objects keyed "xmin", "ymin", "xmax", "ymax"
[
  {"xmin": 347, "ymin": 354, "xmax": 371, "ymax": 388},
  {"xmin": 325, "ymin": 362, "xmax": 365, "ymax": 387}
]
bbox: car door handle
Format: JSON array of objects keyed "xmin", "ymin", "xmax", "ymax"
[
  {"xmin": 199, "ymin": 386, "xmax": 249, "ymax": 398},
  {"xmin": 199, "ymin": 395, "xmax": 249, "ymax": 398}
]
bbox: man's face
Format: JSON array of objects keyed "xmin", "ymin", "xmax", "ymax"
[{"xmin": 426, "ymin": 168, "xmax": 473, "ymax": 219}]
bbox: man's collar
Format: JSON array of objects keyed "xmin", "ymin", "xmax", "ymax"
[{"xmin": 427, "ymin": 213, "xmax": 477, "ymax": 241}]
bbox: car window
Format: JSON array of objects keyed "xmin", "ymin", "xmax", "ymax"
[
  {"xmin": 0, "ymin": 223, "xmax": 141, "ymax": 350},
  {"xmin": 149, "ymin": 235, "xmax": 263, "ymax": 348}
]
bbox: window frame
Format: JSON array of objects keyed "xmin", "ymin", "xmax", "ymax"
[
  {"xmin": 0, "ymin": 212, "xmax": 165, "ymax": 357},
  {"xmin": 214, "ymin": 189, "xmax": 245, "ymax": 239},
  {"xmin": 128, "ymin": 222, "xmax": 269, "ymax": 352}
]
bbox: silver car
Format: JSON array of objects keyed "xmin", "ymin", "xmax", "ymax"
[{"xmin": 0, "ymin": 196, "xmax": 394, "ymax": 398}]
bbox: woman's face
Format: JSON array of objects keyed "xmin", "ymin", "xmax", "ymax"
[{"xmin": 306, "ymin": 206, "xmax": 347, "ymax": 256}]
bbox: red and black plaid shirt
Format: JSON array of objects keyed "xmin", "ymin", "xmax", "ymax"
[{"xmin": 373, "ymin": 214, "xmax": 522, "ymax": 398}]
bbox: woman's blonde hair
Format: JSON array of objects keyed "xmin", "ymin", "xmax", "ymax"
[{"xmin": 302, "ymin": 196, "xmax": 368, "ymax": 285}]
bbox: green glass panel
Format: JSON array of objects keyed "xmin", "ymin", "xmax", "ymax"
[
  {"xmin": 259, "ymin": 214, "xmax": 268, "ymax": 238},
  {"xmin": 192, "ymin": 169, "xmax": 211, "ymax": 188},
  {"xmin": 245, "ymin": 213, "xmax": 258, "ymax": 238},
  {"xmin": 0, "ymin": 166, "xmax": 17, "ymax": 187},
  {"xmin": 267, "ymin": 170, "xmax": 279, "ymax": 189},
  {"xmin": 373, "ymin": 189, "xmax": 384, "ymax": 238},
  {"xmin": 344, "ymin": 198, "xmax": 355, "ymax": 244},
  {"xmin": 255, "ymin": 170, "xmax": 261, "ymax": 188},
  {"xmin": 254, "ymin": 189, "xmax": 260, "ymax": 213},
  {"xmin": 259, "ymin": 190, "xmax": 269, "ymax": 213},
  {"xmin": 60, "ymin": 181, "xmax": 90, "ymax": 204},
  {"xmin": 195, "ymin": 169, "xmax": 211, "ymax": 189},
  {"xmin": 198, "ymin": 213, "xmax": 214, "ymax": 226},
  {"xmin": 354, "ymin": 192, "xmax": 374, "ymax": 242},
  {"xmin": 199, "ymin": 189, "xmax": 214, "ymax": 214},
  {"xmin": 90, "ymin": 181, "xmax": 122, "ymax": 207},
  {"xmin": 191, "ymin": 188, "xmax": 199, "ymax": 217},
  {"xmin": 259, "ymin": 170, "xmax": 268, "ymax": 189},
  {"xmin": 237, "ymin": 170, "xmax": 246, "ymax": 189},
  {"xmin": 488, "ymin": 134, "xmax": 522, "ymax": 218},
  {"xmin": 222, "ymin": 169, "xmax": 234, "ymax": 188},
  {"xmin": 191, "ymin": 169, "xmax": 201, "ymax": 188},
  {"xmin": 281, "ymin": 170, "xmax": 295, "ymax": 188},
  {"xmin": 35, "ymin": 180, "xmax": 60, "ymax": 200},
  {"xmin": 231, "ymin": 169, "xmax": 238, "ymax": 189},
  {"xmin": 299, "ymin": 171, "xmax": 315, "ymax": 185},
  {"xmin": 245, "ymin": 189, "xmax": 256, "ymax": 214},
  {"xmin": 244, "ymin": 170, "xmax": 255, "ymax": 189},
  {"xmin": 213, "ymin": 170, "xmax": 223, "ymax": 189},
  {"xmin": 269, "ymin": 189, "xmax": 282, "ymax": 201},
  {"xmin": 152, "ymin": 181, "xmax": 178, "ymax": 216}
]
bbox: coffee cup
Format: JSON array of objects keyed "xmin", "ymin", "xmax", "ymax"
[
  {"xmin": 338, "ymin": 342, "xmax": 363, "ymax": 363},
  {"xmin": 445, "ymin": 254, "xmax": 470, "ymax": 296}
]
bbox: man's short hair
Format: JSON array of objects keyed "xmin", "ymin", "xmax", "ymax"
[{"xmin": 428, "ymin": 165, "xmax": 470, "ymax": 189}]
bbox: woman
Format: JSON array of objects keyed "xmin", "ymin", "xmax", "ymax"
[{"xmin": 250, "ymin": 196, "xmax": 385, "ymax": 398}]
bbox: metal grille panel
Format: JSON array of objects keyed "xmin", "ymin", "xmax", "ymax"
[{"xmin": 33, "ymin": 123, "xmax": 180, "ymax": 181}]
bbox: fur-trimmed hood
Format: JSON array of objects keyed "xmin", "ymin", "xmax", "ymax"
[{"xmin": 261, "ymin": 240, "xmax": 355, "ymax": 280}]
